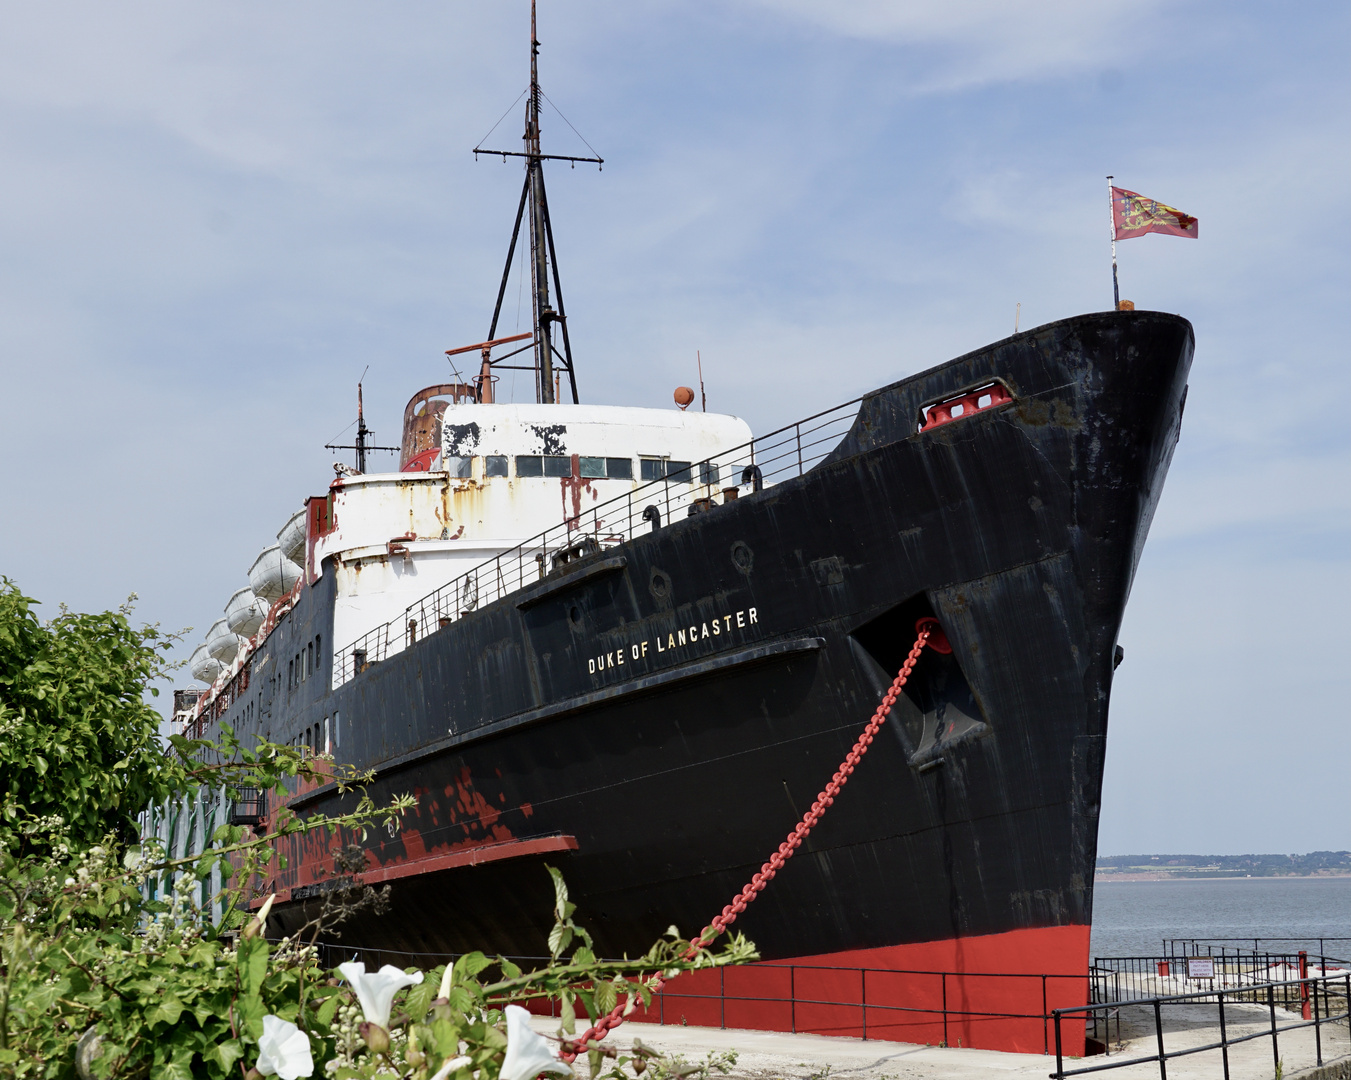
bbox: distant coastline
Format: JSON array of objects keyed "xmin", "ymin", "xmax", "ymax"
[{"xmin": 1095, "ymin": 851, "xmax": 1351, "ymax": 882}]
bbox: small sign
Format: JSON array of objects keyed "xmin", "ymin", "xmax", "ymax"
[{"xmin": 1187, "ymin": 957, "xmax": 1215, "ymax": 980}]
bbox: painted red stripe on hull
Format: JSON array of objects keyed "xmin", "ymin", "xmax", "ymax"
[{"xmin": 626, "ymin": 925, "xmax": 1091, "ymax": 1056}]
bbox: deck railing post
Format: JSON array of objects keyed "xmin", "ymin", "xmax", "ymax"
[
  {"xmin": 861, "ymin": 968, "xmax": 867, "ymax": 1041},
  {"xmin": 1053, "ymin": 1009, "xmax": 1064, "ymax": 1079},
  {"xmin": 790, "ymin": 966, "xmax": 796, "ymax": 1034},
  {"xmin": 720, "ymin": 966, "xmax": 725, "ymax": 1030}
]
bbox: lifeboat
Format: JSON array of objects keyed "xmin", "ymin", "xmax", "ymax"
[
  {"xmin": 276, "ymin": 509, "xmax": 307, "ymax": 565},
  {"xmin": 189, "ymin": 644, "xmax": 225, "ymax": 686},
  {"xmin": 248, "ymin": 544, "xmax": 302, "ymax": 601},
  {"xmin": 224, "ymin": 587, "xmax": 270, "ymax": 638},
  {"xmin": 204, "ymin": 618, "xmax": 244, "ymax": 664}
]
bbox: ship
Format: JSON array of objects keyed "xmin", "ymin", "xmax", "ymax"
[{"xmin": 167, "ymin": 5, "xmax": 1194, "ymax": 1058}]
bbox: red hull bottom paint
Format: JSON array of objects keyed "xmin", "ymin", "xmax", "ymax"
[{"xmin": 620, "ymin": 925, "xmax": 1091, "ymax": 1057}]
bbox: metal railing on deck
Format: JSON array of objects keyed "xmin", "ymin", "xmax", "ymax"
[{"xmin": 332, "ymin": 397, "xmax": 865, "ymax": 687}]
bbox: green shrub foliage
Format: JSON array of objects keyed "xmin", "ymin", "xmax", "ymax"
[{"xmin": 0, "ymin": 583, "xmax": 755, "ymax": 1078}]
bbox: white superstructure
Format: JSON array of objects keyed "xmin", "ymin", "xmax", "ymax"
[
  {"xmin": 313, "ymin": 402, "xmax": 752, "ymax": 664},
  {"xmin": 185, "ymin": 397, "xmax": 753, "ymax": 702}
]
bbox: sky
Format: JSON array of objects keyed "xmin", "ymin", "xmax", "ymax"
[{"xmin": 0, "ymin": 1, "xmax": 1346, "ymax": 857}]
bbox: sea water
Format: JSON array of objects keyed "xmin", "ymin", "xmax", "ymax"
[{"xmin": 1090, "ymin": 877, "xmax": 1351, "ymax": 960}]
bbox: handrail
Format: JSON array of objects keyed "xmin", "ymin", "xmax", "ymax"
[
  {"xmin": 332, "ymin": 394, "xmax": 868, "ymax": 687},
  {"xmin": 1051, "ymin": 971, "xmax": 1351, "ymax": 1079}
]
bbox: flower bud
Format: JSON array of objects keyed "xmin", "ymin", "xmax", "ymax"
[
  {"xmin": 359, "ymin": 1021, "xmax": 390, "ymax": 1055},
  {"xmin": 242, "ymin": 893, "xmax": 276, "ymax": 939}
]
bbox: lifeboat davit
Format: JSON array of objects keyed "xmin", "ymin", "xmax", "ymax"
[
  {"xmin": 189, "ymin": 644, "xmax": 225, "ymax": 685},
  {"xmin": 225, "ymin": 587, "xmax": 271, "ymax": 638},
  {"xmin": 248, "ymin": 544, "xmax": 302, "ymax": 601}
]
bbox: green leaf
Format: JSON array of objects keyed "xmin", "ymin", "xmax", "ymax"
[
  {"xmin": 454, "ymin": 952, "xmax": 492, "ymax": 981},
  {"xmin": 405, "ymin": 973, "xmax": 436, "ymax": 1022},
  {"xmin": 238, "ymin": 935, "xmax": 269, "ymax": 1000},
  {"xmin": 317, "ymin": 992, "xmax": 343, "ymax": 1029},
  {"xmin": 205, "ymin": 1039, "xmax": 244, "ymax": 1073}
]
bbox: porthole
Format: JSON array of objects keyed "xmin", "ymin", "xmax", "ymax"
[{"xmin": 731, "ymin": 541, "xmax": 754, "ymax": 574}]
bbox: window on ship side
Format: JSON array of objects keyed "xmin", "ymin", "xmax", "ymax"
[
  {"xmin": 484, "ymin": 455, "xmax": 508, "ymax": 478},
  {"xmin": 444, "ymin": 455, "xmax": 472, "ymax": 479},
  {"xmin": 639, "ymin": 457, "xmax": 665, "ymax": 481},
  {"xmin": 516, "ymin": 455, "xmax": 543, "ymax": 476},
  {"xmin": 580, "ymin": 457, "xmax": 635, "ymax": 480},
  {"xmin": 543, "ymin": 455, "xmax": 572, "ymax": 477}
]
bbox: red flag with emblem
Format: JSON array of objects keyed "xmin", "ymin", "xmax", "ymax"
[{"xmin": 1111, "ymin": 187, "xmax": 1197, "ymax": 239}]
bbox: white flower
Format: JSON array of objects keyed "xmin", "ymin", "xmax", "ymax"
[
  {"xmin": 337, "ymin": 961, "xmax": 424, "ymax": 1028},
  {"xmin": 256, "ymin": 1015, "xmax": 314, "ymax": 1080},
  {"xmin": 499, "ymin": 1005, "xmax": 571, "ymax": 1080},
  {"xmin": 430, "ymin": 1055, "xmax": 473, "ymax": 1080}
]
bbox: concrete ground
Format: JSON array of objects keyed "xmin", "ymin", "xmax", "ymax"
[{"xmin": 533, "ymin": 1001, "xmax": 1350, "ymax": 1079}]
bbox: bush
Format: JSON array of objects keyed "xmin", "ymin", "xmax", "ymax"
[{"xmin": 0, "ymin": 583, "xmax": 755, "ymax": 1078}]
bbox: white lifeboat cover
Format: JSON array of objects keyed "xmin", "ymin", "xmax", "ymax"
[
  {"xmin": 204, "ymin": 618, "xmax": 243, "ymax": 664},
  {"xmin": 249, "ymin": 544, "xmax": 302, "ymax": 601},
  {"xmin": 190, "ymin": 644, "xmax": 225, "ymax": 685},
  {"xmin": 276, "ymin": 509, "xmax": 307, "ymax": 565},
  {"xmin": 224, "ymin": 587, "xmax": 270, "ymax": 638}
]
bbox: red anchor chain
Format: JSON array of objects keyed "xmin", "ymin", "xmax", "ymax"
[{"xmin": 560, "ymin": 619, "xmax": 943, "ymax": 1061}]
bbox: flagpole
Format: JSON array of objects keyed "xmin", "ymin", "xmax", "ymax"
[{"xmin": 1107, "ymin": 175, "xmax": 1120, "ymax": 310}]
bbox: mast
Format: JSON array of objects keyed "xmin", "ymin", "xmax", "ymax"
[
  {"xmin": 476, "ymin": 0, "xmax": 601, "ymax": 405},
  {"xmin": 527, "ymin": 3, "xmax": 554, "ymax": 403},
  {"xmin": 356, "ymin": 382, "xmax": 369, "ymax": 473}
]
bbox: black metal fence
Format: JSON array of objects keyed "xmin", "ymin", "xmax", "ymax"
[
  {"xmin": 1091, "ymin": 952, "xmax": 1351, "ymax": 1009},
  {"xmin": 1166, "ymin": 937, "xmax": 1351, "ymax": 962},
  {"xmin": 1053, "ymin": 971, "xmax": 1351, "ymax": 1080}
]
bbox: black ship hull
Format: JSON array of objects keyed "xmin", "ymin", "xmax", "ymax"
[{"xmin": 223, "ymin": 310, "xmax": 1193, "ymax": 1052}]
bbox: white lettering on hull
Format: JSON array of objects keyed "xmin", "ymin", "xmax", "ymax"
[{"xmin": 583, "ymin": 607, "xmax": 764, "ymax": 677}]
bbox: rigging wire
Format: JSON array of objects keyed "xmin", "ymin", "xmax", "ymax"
[
  {"xmin": 473, "ymin": 89, "xmax": 529, "ymax": 152},
  {"xmin": 539, "ymin": 89, "xmax": 602, "ymax": 161}
]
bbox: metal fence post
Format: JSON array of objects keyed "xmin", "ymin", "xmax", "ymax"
[
  {"xmin": 1313, "ymin": 975, "xmax": 1323, "ymax": 1067},
  {"xmin": 941, "ymin": 971, "xmax": 948, "ymax": 1047},
  {"xmin": 1218, "ymin": 988, "xmax": 1229, "ymax": 1080},
  {"xmin": 1153, "ymin": 999, "xmax": 1167, "ymax": 1080},
  {"xmin": 1053, "ymin": 1009, "xmax": 1064, "ymax": 1079},
  {"xmin": 1267, "ymin": 984, "xmax": 1279, "ymax": 1078},
  {"xmin": 1042, "ymin": 975, "xmax": 1049, "ymax": 1055},
  {"xmin": 861, "ymin": 968, "xmax": 867, "ymax": 1042}
]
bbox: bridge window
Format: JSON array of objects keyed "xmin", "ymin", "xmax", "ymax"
[
  {"xmin": 667, "ymin": 461, "xmax": 693, "ymax": 483},
  {"xmin": 485, "ymin": 455, "xmax": 508, "ymax": 477},
  {"xmin": 516, "ymin": 455, "xmax": 543, "ymax": 476},
  {"xmin": 700, "ymin": 462, "xmax": 720, "ymax": 486},
  {"xmin": 445, "ymin": 455, "xmax": 472, "ymax": 478},
  {"xmin": 607, "ymin": 457, "xmax": 633, "ymax": 479},
  {"xmin": 580, "ymin": 456, "xmax": 605, "ymax": 478},
  {"xmin": 543, "ymin": 455, "xmax": 572, "ymax": 477}
]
